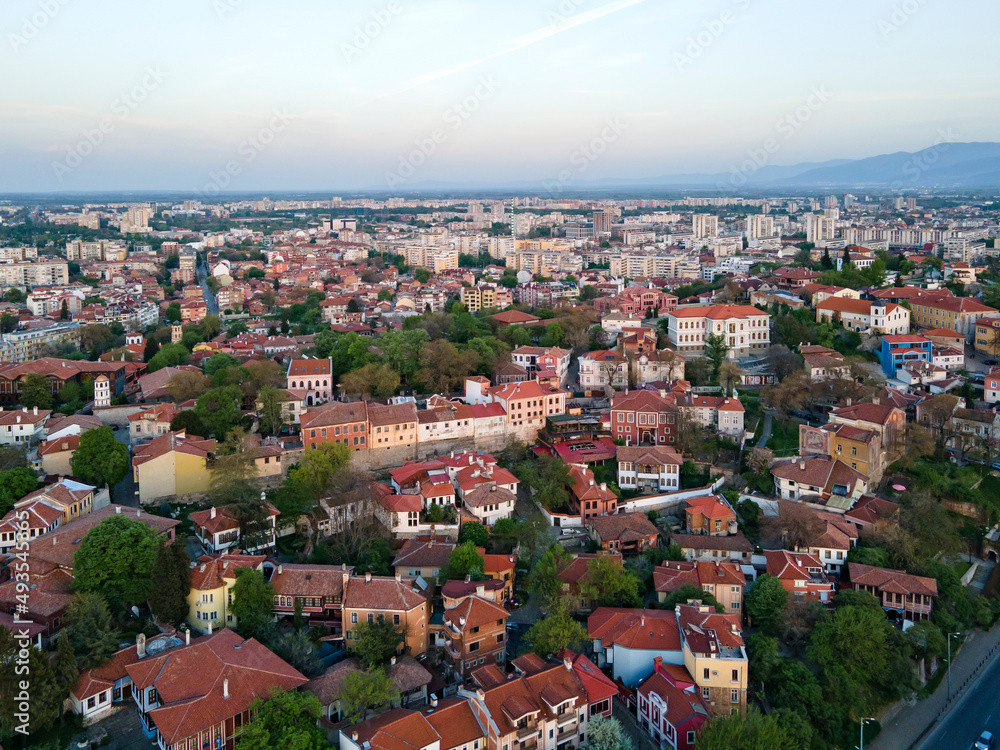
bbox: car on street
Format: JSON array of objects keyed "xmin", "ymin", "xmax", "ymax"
[
  {"xmin": 991, "ymin": 460, "xmax": 1000, "ymax": 471},
  {"xmin": 985, "ymin": 360, "xmax": 999, "ymax": 367},
  {"xmin": 974, "ymin": 730, "xmax": 994, "ymax": 750}
]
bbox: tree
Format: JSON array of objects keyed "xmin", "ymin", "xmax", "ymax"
[
  {"xmin": 585, "ymin": 717, "xmax": 632, "ymax": 750},
  {"xmin": 257, "ymin": 384, "xmax": 288, "ymax": 436},
  {"xmin": 148, "ymin": 542, "xmax": 191, "ymax": 626},
  {"xmin": 414, "ymin": 268, "xmax": 432, "ymax": 284},
  {"xmin": 234, "ymin": 690, "xmax": 328, "ymax": 750},
  {"xmin": 0, "ymin": 466, "xmax": 40, "ymax": 518},
  {"xmin": 807, "ymin": 604, "xmax": 897, "ymax": 706},
  {"xmin": 458, "ymin": 521, "xmax": 490, "ymax": 548},
  {"xmin": 339, "ymin": 669, "xmax": 400, "ymax": 724},
  {"xmin": 416, "ymin": 339, "xmax": 480, "ymax": 394},
  {"xmin": 0, "ymin": 626, "xmax": 63, "ymax": 739},
  {"xmin": 766, "ymin": 345, "xmax": 803, "ymax": 380},
  {"xmin": 694, "ymin": 706, "xmax": 800, "ymax": 750},
  {"xmin": 269, "ymin": 629, "xmax": 323, "ymax": 677},
  {"xmin": 524, "ymin": 598, "xmax": 590, "ymax": 656},
  {"xmin": 661, "ymin": 583, "xmax": 725, "ymax": 613},
  {"xmin": 230, "ymin": 567, "xmax": 274, "ymax": 639},
  {"xmin": 579, "ymin": 557, "xmax": 642, "ymax": 608},
  {"xmin": 820, "ymin": 247, "xmax": 833, "ymax": 269},
  {"xmin": 169, "ymin": 409, "xmax": 210, "ymax": 438},
  {"xmin": 73, "ymin": 515, "xmax": 160, "ymax": 607},
  {"xmin": 53, "ymin": 630, "xmax": 80, "ymax": 695},
  {"xmin": 59, "ymin": 298, "xmax": 69, "ymax": 319},
  {"xmin": 19, "ymin": 372, "xmax": 54, "ymax": 410},
  {"xmin": 339, "ymin": 363, "xmax": 401, "ymax": 400},
  {"xmin": 71, "ymin": 426, "xmax": 129, "ymax": 490},
  {"xmin": 744, "ymin": 574, "xmax": 787, "ymax": 631},
  {"xmin": 444, "ymin": 541, "xmax": 486, "ymax": 581},
  {"xmin": 350, "ymin": 619, "xmax": 402, "ymax": 668},
  {"xmin": 65, "ymin": 593, "xmax": 121, "ymax": 668},
  {"xmin": 167, "ymin": 369, "xmax": 209, "ymax": 402},
  {"xmin": 289, "ymin": 441, "xmax": 353, "ymax": 498},
  {"xmin": 531, "ymin": 544, "xmax": 572, "ymax": 600},
  {"xmin": 194, "ymin": 384, "xmax": 244, "ymax": 439},
  {"xmin": 147, "ymin": 342, "xmax": 190, "ymax": 372},
  {"xmin": 516, "ymin": 454, "xmax": 575, "ymax": 511},
  {"xmin": 704, "ymin": 333, "xmax": 730, "ymax": 378},
  {"xmin": 718, "ymin": 360, "xmax": 744, "ymax": 397},
  {"xmin": 205, "ymin": 352, "xmax": 243, "ymax": 376}
]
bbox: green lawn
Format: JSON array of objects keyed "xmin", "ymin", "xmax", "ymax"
[
  {"xmin": 953, "ymin": 560, "xmax": 972, "ymax": 579},
  {"xmin": 766, "ymin": 418, "xmax": 801, "ymax": 456}
]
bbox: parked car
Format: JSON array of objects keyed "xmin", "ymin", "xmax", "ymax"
[
  {"xmin": 986, "ymin": 360, "xmax": 999, "ymax": 367},
  {"xmin": 991, "ymin": 460, "xmax": 1000, "ymax": 471},
  {"xmin": 974, "ymin": 730, "xmax": 994, "ymax": 750}
]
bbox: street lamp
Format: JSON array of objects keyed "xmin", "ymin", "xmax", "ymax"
[
  {"xmin": 858, "ymin": 717, "xmax": 874, "ymax": 750},
  {"xmin": 948, "ymin": 631, "xmax": 962, "ymax": 699}
]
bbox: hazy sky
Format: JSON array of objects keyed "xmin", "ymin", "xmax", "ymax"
[{"xmin": 2, "ymin": 0, "xmax": 998, "ymax": 192}]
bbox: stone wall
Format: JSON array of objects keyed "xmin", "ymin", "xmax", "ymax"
[
  {"xmin": 93, "ymin": 404, "xmax": 147, "ymax": 427},
  {"xmin": 352, "ymin": 433, "xmax": 516, "ymax": 472}
]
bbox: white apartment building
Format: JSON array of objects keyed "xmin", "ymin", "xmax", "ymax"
[
  {"xmin": 666, "ymin": 305, "xmax": 771, "ymax": 359},
  {"xmin": 692, "ymin": 214, "xmax": 719, "ymax": 239},
  {"xmin": 0, "ymin": 261, "xmax": 70, "ymax": 289}
]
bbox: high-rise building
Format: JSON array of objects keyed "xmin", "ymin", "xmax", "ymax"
[
  {"xmin": 692, "ymin": 213, "xmax": 719, "ymax": 239},
  {"xmin": 593, "ymin": 208, "xmax": 613, "ymax": 236}
]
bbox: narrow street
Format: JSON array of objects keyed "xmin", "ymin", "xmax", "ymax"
[{"xmin": 198, "ymin": 260, "xmax": 220, "ymax": 316}]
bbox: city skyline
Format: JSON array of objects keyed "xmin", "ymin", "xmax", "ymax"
[{"xmin": 3, "ymin": 0, "xmax": 999, "ymax": 192}]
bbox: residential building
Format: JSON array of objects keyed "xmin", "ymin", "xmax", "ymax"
[
  {"xmin": 286, "ymin": 357, "xmax": 334, "ymax": 406},
  {"xmin": 636, "ymin": 659, "xmax": 711, "ymax": 750},
  {"xmin": 187, "ymin": 552, "xmax": 266, "ymax": 633},
  {"xmin": 471, "ymin": 379, "xmax": 568, "ymax": 442},
  {"xmin": 578, "ymin": 348, "xmax": 685, "ymax": 390},
  {"xmin": 616, "ymin": 444, "xmax": 682, "ymax": 492},
  {"xmin": 343, "ymin": 573, "xmax": 430, "ymax": 656},
  {"xmin": 441, "ymin": 595, "xmax": 510, "ymax": 678},
  {"xmin": 392, "ymin": 537, "xmax": 454, "ymax": 581},
  {"xmin": 588, "ymin": 608, "xmax": 683, "ymax": 686},
  {"xmin": 666, "ymin": 305, "xmax": 771, "ymax": 359},
  {"xmin": 770, "ymin": 456, "xmax": 870, "ymax": 502},
  {"xmin": 586, "ymin": 513, "xmax": 659, "ymax": 556},
  {"xmin": 368, "ymin": 402, "xmax": 419, "ymax": 451},
  {"xmin": 0, "ymin": 406, "xmax": 50, "ymax": 445},
  {"xmin": 609, "ymin": 389, "xmax": 678, "ymax": 447},
  {"xmin": 128, "ymin": 403, "xmax": 179, "ymax": 441},
  {"xmin": 189, "ymin": 503, "xmax": 279, "ymax": 554},
  {"xmin": 0, "ymin": 322, "xmax": 82, "ymax": 364},
  {"xmin": 800, "ymin": 345, "xmax": 851, "ymax": 381},
  {"xmin": 301, "ymin": 400, "xmax": 368, "ymax": 451},
  {"xmin": 847, "ymin": 562, "xmax": 938, "ymax": 621},
  {"xmin": 814, "ymin": 298, "xmax": 910, "ymax": 335},
  {"xmin": 684, "ymin": 495, "xmax": 738, "ymax": 536},
  {"xmin": 828, "ymin": 400, "xmax": 906, "ymax": 453},
  {"xmin": 567, "ymin": 463, "xmax": 618, "ymax": 522},
  {"xmin": 653, "ymin": 561, "xmax": 745, "ymax": 615},
  {"xmin": 0, "ymin": 260, "xmax": 69, "ymax": 289},
  {"xmin": 270, "ymin": 563, "xmax": 351, "ymax": 636},
  {"xmin": 676, "ymin": 394, "xmax": 745, "ymax": 437},
  {"xmin": 676, "ymin": 603, "xmax": 747, "ymax": 716},
  {"xmin": 668, "ymin": 532, "xmax": 754, "ymax": 565},
  {"xmin": 910, "ymin": 295, "xmax": 998, "ymax": 339},
  {"xmin": 511, "ymin": 346, "xmax": 571, "ymax": 384},
  {"xmin": 878, "ymin": 335, "xmax": 933, "ymax": 378},
  {"xmin": 131, "ymin": 430, "xmax": 216, "ymax": 504},
  {"xmin": 763, "ymin": 549, "xmax": 836, "ymax": 604},
  {"xmin": 126, "ymin": 628, "xmax": 308, "ymax": 750}
]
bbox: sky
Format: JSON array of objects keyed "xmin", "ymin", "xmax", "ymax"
[{"xmin": 2, "ymin": 0, "xmax": 998, "ymax": 193}]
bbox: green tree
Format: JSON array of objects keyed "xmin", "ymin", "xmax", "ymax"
[
  {"xmin": 53, "ymin": 630, "xmax": 80, "ymax": 695},
  {"xmin": 820, "ymin": 247, "xmax": 833, "ymax": 270},
  {"xmin": 230, "ymin": 567, "xmax": 274, "ymax": 639},
  {"xmin": 234, "ymin": 691, "xmax": 328, "ymax": 750},
  {"xmin": 339, "ymin": 668, "xmax": 400, "ymax": 724},
  {"xmin": 585, "ymin": 717, "xmax": 632, "ymax": 750},
  {"xmin": 661, "ymin": 583, "xmax": 725, "ymax": 613},
  {"xmin": 0, "ymin": 466, "xmax": 40, "ymax": 518},
  {"xmin": 205, "ymin": 352, "xmax": 243, "ymax": 375},
  {"xmin": 524, "ymin": 598, "xmax": 590, "ymax": 656},
  {"xmin": 65, "ymin": 593, "xmax": 121, "ymax": 668},
  {"xmin": 444, "ymin": 541, "xmax": 486, "ymax": 581},
  {"xmin": 70, "ymin": 426, "xmax": 129, "ymax": 490},
  {"xmin": 169, "ymin": 409, "xmax": 210, "ymax": 438},
  {"xmin": 146, "ymin": 342, "xmax": 190, "ymax": 372},
  {"xmin": 744, "ymin": 574, "xmax": 787, "ymax": 632},
  {"xmin": 531, "ymin": 544, "xmax": 572, "ymax": 600},
  {"xmin": 148, "ymin": 542, "xmax": 191, "ymax": 626},
  {"xmin": 516, "ymin": 455, "xmax": 574, "ymax": 511},
  {"xmin": 73, "ymin": 516, "xmax": 160, "ymax": 607},
  {"xmin": 694, "ymin": 706, "xmax": 799, "ymax": 750},
  {"xmin": 289, "ymin": 441, "xmax": 353, "ymax": 498},
  {"xmin": 704, "ymin": 333, "xmax": 730, "ymax": 378},
  {"xmin": 19, "ymin": 372, "xmax": 54, "ymax": 410},
  {"xmin": 414, "ymin": 268, "xmax": 432, "ymax": 283},
  {"xmin": 269, "ymin": 629, "xmax": 323, "ymax": 677},
  {"xmin": 458, "ymin": 521, "xmax": 490, "ymax": 548},
  {"xmin": 0, "ymin": 627, "xmax": 63, "ymax": 738},
  {"xmin": 579, "ymin": 557, "xmax": 642, "ymax": 608},
  {"xmin": 194, "ymin": 384, "xmax": 244, "ymax": 439},
  {"xmin": 350, "ymin": 619, "xmax": 402, "ymax": 668},
  {"xmin": 257, "ymin": 384, "xmax": 288, "ymax": 436}
]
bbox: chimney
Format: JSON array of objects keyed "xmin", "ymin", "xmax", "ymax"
[
  {"xmin": 600, "ymin": 482, "xmax": 607, "ymax": 492},
  {"xmin": 365, "ymin": 572, "xmax": 372, "ymax": 582},
  {"xmin": 873, "ymin": 397, "xmax": 880, "ymax": 405},
  {"xmin": 210, "ymin": 506, "xmax": 216, "ymax": 519},
  {"xmin": 53, "ymin": 536, "xmax": 57, "ymax": 546},
  {"xmin": 799, "ymin": 461, "xmax": 805, "ymax": 471},
  {"xmin": 846, "ymin": 398, "xmax": 852, "ymax": 406},
  {"xmin": 136, "ymin": 633, "xmax": 146, "ymax": 658},
  {"xmin": 277, "ymin": 564, "xmax": 283, "ymax": 574},
  {"xmin": 390, "ymin": 656, "xmax": 396, "ymax": 666},
  {"xmin": 185, "ymin": 629, "xmax": 190, "ymax": 646},
  {"xmin": 430, "ymin": 695, "xmax": 438, "ymax": 708},
  {"xmin": 136, "ymin": 508, "xmax": 141, "ymax": 517},
  {"xmin": 116, "ymin": 506, "xmax": 121, "ymax": 514},
  {"xmin": 564, "ymin": 654, "xmax": 573, "ymax": 670},
  {"xmin": 223, "ymin": 678, "xmax": 229, "ymax": 699},
  {"xmin": 33, "ymin": 406, "xmax": 37, "ymax": 415},
  {"xmin": 352, "ymin": 732, "xmax": 359, "ymax": 742},
  {"xmin": 476, "ymin": 583, "xmax": 485, "ymax": 597},
  {"xmin": 395, "ymin": 571, "xmax": 402, "ymax": 582},
  {"xmin": 207, "ymin": 620, "xmax": 212, "ymax": 635},
  {"xmin": 200, "ymin": 564, "xmax": 206, "ymax": 573},
  {"xmin": 640, "ymin": 616, "xmax": 645, "ymax": 627}
]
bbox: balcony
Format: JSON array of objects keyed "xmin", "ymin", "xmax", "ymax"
[
  {"xmin": 517, "ymin": 725, "xmax": 538, "ymax": 742},
  {"xmin": 557, "ymin": 712, "xmax": 578, "ymax": 729}
]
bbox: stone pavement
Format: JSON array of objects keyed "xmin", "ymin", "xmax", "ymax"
[
  {"xmin": 870, "ymin": 625, "xmax": 1000, "ymax": 750},
  {"xmin": 612, "ymin": 697, "xmax": 658, "ymax": 750}
]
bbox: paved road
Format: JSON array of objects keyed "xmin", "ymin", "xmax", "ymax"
[
  {"xmin": 111, "ymin": 426, "xmax": 139, "ymax": 507},
  {"xmin": 918, "ymin": 652, "xmax": 1000, "ymax": 750},
  {"xmin": 756, "ymin": 412, "xmax": 773, "ymax": 449},
  {"xmin": 198, "ymin": 262, "xmax": 220, "ymax": 316}
]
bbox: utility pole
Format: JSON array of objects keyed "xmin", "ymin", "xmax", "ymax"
[{"xmin": 858, "ymin": 717, "xmax": 873, "ymax": 750}]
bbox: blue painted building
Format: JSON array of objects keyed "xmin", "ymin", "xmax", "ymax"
[{"xmin": 879, "ymin": 335, "xmax": 933, "ymax": 378}]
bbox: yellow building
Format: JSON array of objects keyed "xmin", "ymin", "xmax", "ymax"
[
  {"xmin": 131, "ymin": 430, "xmax": 216, "ymax": 504},
  {"xmin": 975, "ymin": 317, "xmax": 1000, "ymax": 356},
  {"xmin": 819, "ymin": 422, "xmax": 882, "ymax": 480},
  {"xmin": 678, "ymin": 604, "xmax": 748, "ymax": 716},
  {"xmin": 186, "ymin": 553, "xmax": 266, "ymax": 634},
  {"xmin": 910, "ymin": 296, "xmax": 996, "ymax": 340},
  {"xmin": 343, "ymin": 573, "xmax": 429, "ymax": 656},
  {"xmin": 367, "ymin": 402, "xmax": 418, "ymax": 452}
]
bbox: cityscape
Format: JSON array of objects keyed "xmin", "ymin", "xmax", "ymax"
[{"xmin": 3, "ymin": 2, "xmax": 1000, "ymax": 750}]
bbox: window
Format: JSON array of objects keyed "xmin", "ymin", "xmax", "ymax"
[
  {"xmin": 701, "ymin": 687, "xmax": 710, "ymax": 699},
  {"xmin": 731, "ymin": 689, "xmax": 740, "ymax": 703},
  {"xmin": 394, "ymin": 614, "xmax": 400, "ymax": 625},
  {"xmin": 732, "ymin": 669, "xmax": 739, "ymax": 682},
  {"xmin": 470, "ymin": 641, "xmax": 480, "ymax": 653},
  {"xmin": 351, "ymin": 612, "xmax": 358, "ymax": 623},
  {"xmin": 703, "ymin": 668, "xmax": 709, "ymax": 680},
  {"xmin": 367, "ymin": 613, "xmax": 374, "ymax": 624}
]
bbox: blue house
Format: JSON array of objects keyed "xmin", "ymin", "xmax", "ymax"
[{"xmin": 879, "ymin": 335, "xmax": 933, "ymax": 378}]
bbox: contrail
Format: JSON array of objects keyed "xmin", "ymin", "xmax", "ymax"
[{"xmin": 370, "ymin": 0, "xmax": 650, "ymax": 99}]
